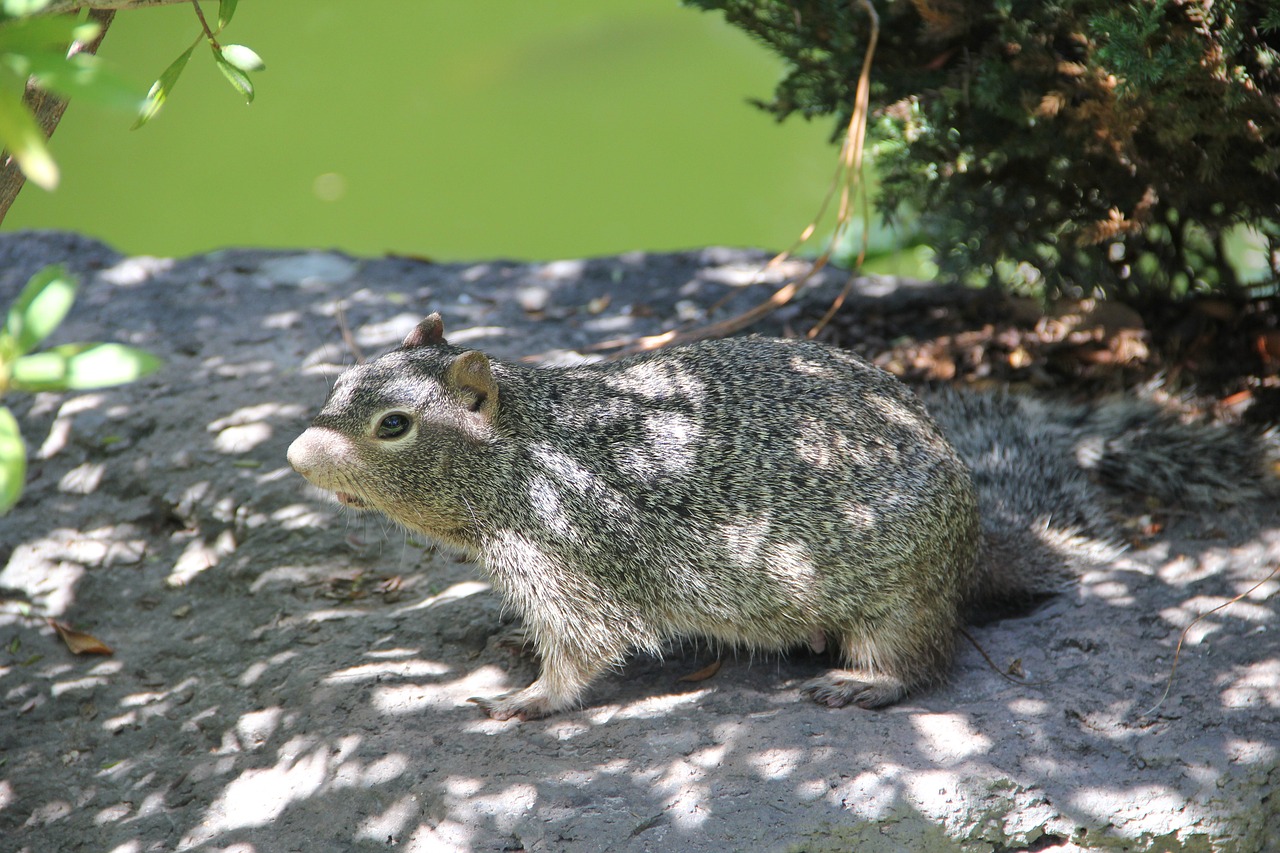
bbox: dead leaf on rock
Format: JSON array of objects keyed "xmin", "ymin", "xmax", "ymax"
[
  {"xmin": 48, "ymin": 619, "xmax": 114, "ymax": 656},
  {"xmin": 677, "ymin": 659, "xmax": 722, "ymax": 683},
  {"xmin": 321, "ymin": 572, "xmax": 404, "ymax": 603},
  {"xmin": 375, "ymin": 575, "xmax": 404, "ymax": 603}
]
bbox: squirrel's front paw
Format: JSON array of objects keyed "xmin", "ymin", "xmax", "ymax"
[{"xmin": 468, "ymin": 690, "xmax": 555, "ymax": 722}]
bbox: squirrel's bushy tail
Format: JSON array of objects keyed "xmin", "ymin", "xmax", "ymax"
[{"xmin": 923, "ymin": 388, "xmax": 1277, "ymax": 618}]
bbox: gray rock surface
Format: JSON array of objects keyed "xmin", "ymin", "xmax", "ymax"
[{"xmin": 0, "ymin": 230, "xmax": 1277, "ymax": 852}]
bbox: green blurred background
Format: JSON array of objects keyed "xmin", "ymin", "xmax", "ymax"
[{"xmin": 2, "ymin": 0, "xmax": 842, "ymax": 262}]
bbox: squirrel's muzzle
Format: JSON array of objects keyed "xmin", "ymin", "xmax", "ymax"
[
  {"xmin": 287, "ymin": 428, "xmax": 371, "ymax": 508},
  {"xmin": 287, "ymin": 427, "xmax": 351, "ymax": 484}
]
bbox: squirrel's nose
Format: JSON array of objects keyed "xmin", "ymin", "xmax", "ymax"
[
  {"xmin": 288, "ymin": 426, "xmax": 355, "ymax": 482},
  {"xmin": 286, "ymin": 430, "xmax": 317, "ymax": 475}
]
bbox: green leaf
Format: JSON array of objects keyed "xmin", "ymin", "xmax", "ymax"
[
  {"xmin": 2, "ymin": 0, "xmax": 54, "ymax": 18},
  {"xmin": 0, "ymin": 405, "xmax": 25, "ymax": 514},
  {"xmin": 133, "ymin": 36, "xmax": 199, "ymax": 129},
  {"xmin": 0, "ymin": 14, "xmax": 93, "ymax": 53},
  {"xmin": 9, "ymin": 342, "xmax": 161, "ymax": 392},
  {"xmin": 0, "ymin": 65, "xmax": 56, "ymax": 189},
  {"xmin": 18, "ymin": 49, "xmax": 143, "ymax": 112},
  {"xmin": 213, "ymin": 48, "xmax": 253, "ymax": 103},
  {"xmin": 218, "ymin": 0, "xmax": 239, "ymax": 30},
  {"xmin": 1, "ymin": 264, "xmax": 76, "ymax": 358},
  {"xmin": 219, "ymin": 43, "xmax": 265, "ymax": 73},
  {"xmin": 7, "ymin": 349, "xmax": 63, "ymax": 388}
]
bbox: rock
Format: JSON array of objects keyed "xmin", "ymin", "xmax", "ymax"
[{"xmin": 0, "ymin": 231, "xmax": 1276, "ymax": 852}]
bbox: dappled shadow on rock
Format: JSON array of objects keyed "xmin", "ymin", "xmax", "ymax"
[{"xmin": 0, "ymin": 231, "xmax": 1276, "ymax": 852}]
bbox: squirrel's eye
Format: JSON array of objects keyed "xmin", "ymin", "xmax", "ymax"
[{"xmin": 375, "ymin": 413, "xmax": 412, "ymax": 439}]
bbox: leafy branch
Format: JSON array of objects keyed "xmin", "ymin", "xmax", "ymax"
[
  {"xmin": 0, "ymin": 265, "xmax": 162, "ymax": 513},
  {"xmin": 134, "ymin": 0, "xmax": 264, "ymax": 128},
  {"xmin": 0, "ymin": 0, "xmax": 263, "ymax": 223}
]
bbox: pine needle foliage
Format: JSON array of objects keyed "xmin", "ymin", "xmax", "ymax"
[{"xmin": 686, "ymin": 0, "xmax": 1280, "ymax": 303}]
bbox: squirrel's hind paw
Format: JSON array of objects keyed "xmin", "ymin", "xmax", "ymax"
[
  {"xmin": 801, "ymin": 671, "xmax": 908, "ymax": 710},
  {"xmin": 468, "ymin": 693, "xmax": 544, "ymax": 722},
  {"xmin": 468, "ymin": 685, "xmax": 571, "ymax": 721}
]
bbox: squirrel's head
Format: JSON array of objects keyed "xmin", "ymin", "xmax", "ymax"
[{"xmin": 286, "ymin": 313, "xmax": 499, "ymax": 544}]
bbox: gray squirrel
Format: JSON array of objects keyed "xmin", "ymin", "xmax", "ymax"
[{"xmin": 287, "ymin": 313, "xmax": 1274, "ymax": 720}]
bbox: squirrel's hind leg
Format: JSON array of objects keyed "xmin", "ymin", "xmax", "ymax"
[
  {"xmin": 469, "ymin": 632, "xmax": 624, "ymax": 721},
  {"xmin": 800, "ymin": 628, "xmax": 945, "ymax": 709}
]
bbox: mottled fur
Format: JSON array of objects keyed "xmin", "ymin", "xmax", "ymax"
[
  {"xmin": 923, "ymin": 389, "xmax": 1275, "ymax": 616},
  {"xmin": 287, "ymin": 314, "xmax": 1273, "ymax": 720}
]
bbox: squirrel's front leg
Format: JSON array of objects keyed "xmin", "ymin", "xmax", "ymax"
[{"xmin": 469, "ymin": 631, "xmax": 620, "ymax": 721}]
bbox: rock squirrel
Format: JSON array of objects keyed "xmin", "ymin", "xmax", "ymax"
[{"xmin": 287, "ymin": 313, "xmax": 1274, "ymax": 721}]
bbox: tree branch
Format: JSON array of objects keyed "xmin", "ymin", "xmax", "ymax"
[
  {"xmin": 43, "ymin": 0, "xmax": 189, "ymax": 12},
  {"xmin": 0, "ymin": 9, "xmax": 116, "ymax": 226}
]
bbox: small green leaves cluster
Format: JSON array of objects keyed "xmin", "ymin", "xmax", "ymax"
[
  {"xmin": 0, "ymin": 265, "xmax": 162, "ymax": 513},
  {"xmin": 134, "ymin": 0, "xmax": 265, "ymax": 128},
  {"xmin": 0, "ymin": 0, "xmax": 141, "ymax": 190}
]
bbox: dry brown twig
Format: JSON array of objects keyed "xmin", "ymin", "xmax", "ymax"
[
  {"xmin": 806, "ymin": 0, "xmax": 879, "ymax": 340},
  {"xmin": 593, "ymin": 0, "xmax": 880, "ymax": 357},
  {"xmin": 334, "ymin": 302, "xmax": 366, "ymax": 365},
  {"xmin": 1141, "ymin": 563, "xmax": 1280, "ymax": 719}
]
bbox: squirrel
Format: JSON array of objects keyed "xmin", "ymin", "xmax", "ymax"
[{"xmin": 287, "ymin": 313, "xmax": 1274, "ymax": 721}]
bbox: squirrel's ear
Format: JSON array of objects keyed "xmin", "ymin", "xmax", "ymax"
[
  {"xmin": 403, "ymin": 313, "xmax": 446, "ymax": 349},
  {"xmin": 446, "ymin": 350, "xmax": 499, "ymax": 415}
]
